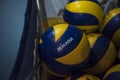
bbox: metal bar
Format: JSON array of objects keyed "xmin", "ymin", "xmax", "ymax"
[
  {"xmin": 36, "ymin": 0, "xmax": 49, "ymax": 80},
  {"xmin": 37, "ymin": 0, "xmax": 48, "ymax": 33}
]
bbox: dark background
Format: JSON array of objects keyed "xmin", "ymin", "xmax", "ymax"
[{"xmin": 0, "ymin": 0, "xmax": 27, "ymax": 80}]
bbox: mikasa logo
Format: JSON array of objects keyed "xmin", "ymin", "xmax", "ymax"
[{"xmin": 57, "ymin": 37, "xmax": 74, "ymax": 52}]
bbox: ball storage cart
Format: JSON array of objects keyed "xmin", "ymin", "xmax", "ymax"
[{"xmin": 9, "ymin": 0, "xmax": 120, "ymax": 80}]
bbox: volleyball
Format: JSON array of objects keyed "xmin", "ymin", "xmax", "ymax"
[
  {"xmin": 103, "ymin": 64, "xmax": 120, "ymax": 80},
  {"xmin": 63, "ymin": 0, "xmax": 103, "ymax": 33},
  {"xmin": 100, "ymin": 8, "xmax": 120, "ymax": 47},
  {"xmin": 39, "ymin": 24, "xmax": 90, "ymax": 77},
  {"xmin": 83, "ymin": 33, "xmax": 117, "ymax": 75}
]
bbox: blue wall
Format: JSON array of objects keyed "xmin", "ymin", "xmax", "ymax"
[{"xmin": 0, "ymin": 0, "xmax": 27, "ymax": 80}]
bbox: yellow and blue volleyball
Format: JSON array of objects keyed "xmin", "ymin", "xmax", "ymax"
[
  {"xmin": 100, "ymin": 8, "xmax": 120, "ymax": 47},
  {"xmin": 83, "ymin": 33, "xmax": 117, "ymax": 75},
  {"xmin": 39, "ymin": 24, "xmax": 90, "ymax": 77},
  {"xmin": 103, "ymin": 64, "xmax": 120, "ymax": 80},
  {"xmin": 63, "ymin": 0, "xmax": 103, "ymax": 33},
  {"xmin": 65, "ymin": 74, "xmax": 100, "ymax": 80}
]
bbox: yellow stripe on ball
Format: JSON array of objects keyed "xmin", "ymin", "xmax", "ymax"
[
  {"xmin": 77, "ymin": 25, "xmax": 98, "ymax": 33},
  {"xmin": 40, "ymin": 39, "xmax": 43, "ymax": 44},
  {"xmin": 66, "ymin": 1, "xmax": 103, "ymax": 23},
  {"xmin": 112, "ymin": 29, "xmax": 120, "ymax": 47},
  {"xmin": 56, "ymin": 33, "xmax": 90, "ymax": 65},
  {"xmin": 47, "ymin": 18, "xmax": 66, "ymax": 27},
  {"xmin": 53, "ymin": 24, "xmax": 68, "ymax": 42}
]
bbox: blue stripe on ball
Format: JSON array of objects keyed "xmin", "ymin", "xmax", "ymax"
[
  {"xmin": 102, "ymin": 14, "xmax": 120, "ymax": 39},
  {"xmin": 40, "ymin": 25, "xmax": 83, "ymax": 58},
  {"xmin": 86, "ymin": 36, "xmax": 110, "ymax": 68},
  {"xmin": 105, "ymin": 72, "xmax": 120, "ymax": 80},
  {"xmin": 43, "ymin": 54, "xmax": 89, "ymax": 76},
  {"xmin": 63, "ymin": 9, "xmax": 99, "ymax": 26}
]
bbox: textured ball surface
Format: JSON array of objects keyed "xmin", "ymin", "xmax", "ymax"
[
  {"xmin": 65, "ymin": 74, "xmax": 100, "ymax": 80},
  {"xmin": 39, "ymin": 24, "xmax": 90, "ymax": 77},
  {"xmin": 100, "ymin": 8, "xmax": 120, "ymax": 47},
  {"xmin": 63, "ymin": 0, "xmax": 103, "ymax": 33},
  {"xmin": 103, "ymin": 64, "xmax": 120, "ymax": 80},
  {"xmin": 83, "ymin": 33, "xmax": 117, "ymax": 75}
]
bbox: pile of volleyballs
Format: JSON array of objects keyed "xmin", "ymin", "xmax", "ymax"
[{"xmin": 39, "ymin": 0, "xmax": 120, "ymax": 80}]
